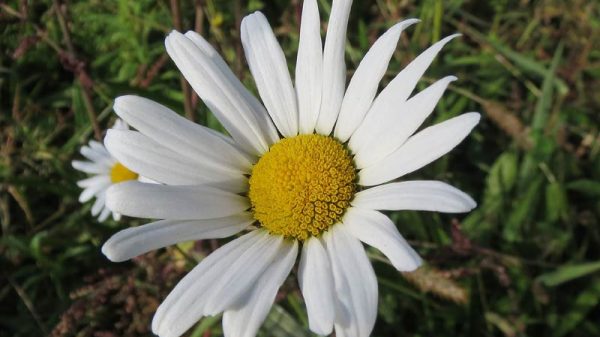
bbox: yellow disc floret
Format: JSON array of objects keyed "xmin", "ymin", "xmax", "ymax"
[
  {"xmin": 248, "ymin": 134, "xmax": 356, "ymax": 240},
  {"xmin": 110, "ymin": 162, "xmax": 138, "ymax": 183}
]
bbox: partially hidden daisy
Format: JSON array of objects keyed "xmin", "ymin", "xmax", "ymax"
[
  {"xmin": 102, "ymin": 0, "xmax": 480, "ymax": 336},
  {"xmin": 72, "ymin": 119, "xmax": 140, "ymax": 222}
]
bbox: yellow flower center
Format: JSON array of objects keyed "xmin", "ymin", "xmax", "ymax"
[
  {"xmin": 248, "ymin": 134, "xmax": 356, "ymax": 240},
  {"xmin": 110, "ymin": 162, "xmax": 139, "ymax": 183}
]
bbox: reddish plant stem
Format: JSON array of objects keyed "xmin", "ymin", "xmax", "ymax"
[{"xmin": 52, "ymin": 0, "xmax": 101, "ymax": 140}]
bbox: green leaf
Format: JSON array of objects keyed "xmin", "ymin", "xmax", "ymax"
[
  {"xmin": 545, "ymin": 182, "xmax": 568, "ymax": 223},
  {"xmin": 487, "ymin": 37, "xmax": 568, "ymax": 96},
  {"xmin": 503, "ymin": 176, "xmax": 543, "ymax": 242},
  {"xmin": 486, "ymin": 152, "xmax": 518, "ymax": 197},
  {"xmin": 531, "ymin": 42, "xmax": 564, "ymax": 132},
  {"xmin": 566, "ymin": 180, "xmax": 600, "ymax": 198},
  {"xmin": 553, "ymin": 282, "xmax": 600, "ymax": 337},
  {"xmin": 518, "ymin": 44, "xmax": 563, "ymax": 189},
  {"xmin": 538, "ymin": 261, "xmax": 600, "ymax": 287}
]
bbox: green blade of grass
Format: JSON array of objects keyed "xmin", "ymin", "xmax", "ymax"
[{"xmin": 538, "ymin": 261, "xmax": 600, "ymax": 287}]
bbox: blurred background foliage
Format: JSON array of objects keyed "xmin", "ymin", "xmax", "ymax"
[{"xmin": 1, "ymin": 0, "xmax": 599, "ymax": 336}]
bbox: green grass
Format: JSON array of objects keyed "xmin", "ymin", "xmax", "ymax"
[{"xmin": 1, "ymin": 0, "xmax": 599, "ymax": 336}]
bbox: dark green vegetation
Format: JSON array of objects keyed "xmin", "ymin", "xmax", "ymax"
[{"xmin": 1, "ymin": 0, "xmax": 599, "ymax": 336}]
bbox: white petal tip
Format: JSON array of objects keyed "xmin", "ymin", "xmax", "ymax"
[
  {"xmin": 101, "ymin": 241, "xmax": 126, "ymax": 263},
  {"xmin": 400, "ymin": 18, "xmax": 421, "ymax": 27},
  {"xmin": 438, "ymin": 33, "xmax": 462, "ymax": 46},
  {"xmin": 309, "ymin": 323, "xmax": 333, "ymax": 336},
  {"xmin": 156, "ymin": 328, "xmax": 174, "ymax": 337},
  {"xmin": 103, "ymin": 128, "xmax": 115, "ymax": 139},
  {"xmin": 397, "ymin": 256, "xmax": 423, "ymax": 272},
  {"xmin": 150, "ymin": 319, "xmax": 160, "ymax": 336},
  {"xmin": 113, "ymin": 95, "xmax": 142, "ymax": 117},
  {"xmin": 466, "ymin": 196, "xmax": 478, "ymax": 210},
  {"xmin": 242, "ymin": 10, "xmax": 264, "ymax": 23},
  {"xmin": 151, "ymin": 319, "xmax": 172, "ymax": 337},
  {"xmin": 165, "ymin": 30, "xmax": 186, "ymax": 46},
  {"xmin": 164, "ymin": 34, "xmax": 174, "ymax": 46},
  {"xmin": 113, "ymin": 95, "xmax": 124, "ymax": 106},
  {"xmin": 414, "ymin": 256, "xmax": 424, "ymax": 268},
  {"xmin": 466, "ymin": 111, "xmax": 482, "ymax": 124},
  {"xmin": 401, "ymin": 264, "xmax": 421, "ymax": 273},
  {"xmin": 387, "ymin": 20, "xmax": 417, "ymax": 36},
  {"xmin": 114, "ymin": 94, "xmax": 133, "ymax": 105},
  {"xmin": 167, "ymin": 30, "xmax": 182, "ymax": 38},
  {"xmin": 183, "ymin": 30, "xmax": 200, "ymax": 39}
]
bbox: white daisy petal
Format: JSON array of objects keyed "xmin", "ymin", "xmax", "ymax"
[
  {"xmin": 74, "ymin": 133, "xmax": 127, "ymax": 222},
  {"xmin": 88, "ymin": 140, "xmax": 111, "ymax": 155},
  {"xmin": 352, "ymin": 75, "xmax": 457, "ymax": 168},
  {"xmin": 104, "ymin": 129, "xmax": 247, "ymax": 193},
  {"xmin": 91, "ymin": 192, "xmax": 106, "ymax": 216},
  {"xmin": 202, "ymin": 234, "xmax": 285, "ymax": 316},
  {"xmin": 222, "ymin": 240, "xmax": 298, "ymax": 337},
  {"xmin": 113, "ymin": 95, "xmax": 254, "ymax": 171},
  {"xmin": 296, "ymin": 0, "xmax": 323, "ymax": 134},
  {"xmin": 94, "ymin": 1, "xmax": 481, "ymax": 335},
  {"xmin": 315, "ymin": 0, "xmax": 353, "ymax": 135},
  {"xmin": 78, "ymin": 180, "xmax": 110, "ymax": 203},
  {"xmin": 359, "ymin": 112, "xmax": 480, "ymax": 186},
  {"xmin": 153, "ymin": 230, "xmax": 282, "ymax": 337},
  {"xmin": 182, "ymin": 31, "xmax": 280, "ymax": 147},
  {"xmin": 334, "ymin": 19, "xmax": 419, "ymax": 142},
  {"xmin": 298, "ymin": 237, "xmax": 335, "ymax": 335},
  {"xmin": 102, "ymin": 213, "xmax": 255, "ymax": 262},
  {"xmin": 111, "ymin": 118, "xmax": 129, "ymax": 130},
  {"xmin": 343, "ymin": 207, "xmax": 421, "ymax": 271},
  {"xmin": 72, "ymin": 160, "xmax": 108, "ymax": 174},
  {"xmin": 353, "ymin": 180, "xmax": 477, "ymax": 213},
  {"xmin": 152, "ymin": 230, "xmax": 260, "ymax": 337},
  {"xmin": 324, "ymin": 225, "xmax": 377, "ymax": 337},
  {"xmin": 241, "ymin": 12, "xmax": 299, "ymax": 137},
  {"xmin": 77, "ymin": 175, "xmax": 110, "ymax": 189},
  {"xmin": 86, "ymin": 141, "xmax": 115, "ymax": 165},
  {"xmin": 349, "ymin": 34, "xmax": 459, "ymax": 152},
  {"xmin": 98, "ymin": 206, "xmax": 111, "ymax": 222},
  {"xmin": 165, "ymin": 31, "xmax": 274, "ymax": 155},
  {"xmin": 105, "ymin": 181, "xmax": 249, "ymax": 220},
  {"xmin": 80, "ymin": 145, "xmax": 113, "ymax": 167}
]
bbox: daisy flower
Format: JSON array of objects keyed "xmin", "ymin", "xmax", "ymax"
[
  {"xmin": 102, "ymin": 0, "xmax": 479, "ymax": 336},
  {"xmin": 72, "ymin": 119, "xmax": 139, "ymax": 222}
]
